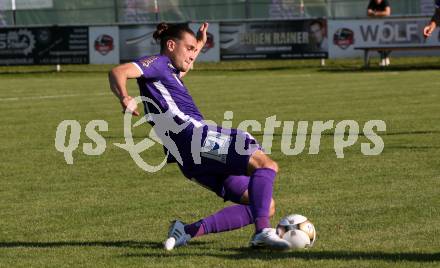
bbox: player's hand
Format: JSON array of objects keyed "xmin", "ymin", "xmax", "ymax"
[
  {"xmin": 423, "ymin": 22, "xmax": 436, "ymax": 38},
  {"xmin": 120, "ymin": 95, "xmax": 140, "ymax": 116},
  {"xmin": 196, "ymin": 22, "xmax": 209, "ymax": 46}
]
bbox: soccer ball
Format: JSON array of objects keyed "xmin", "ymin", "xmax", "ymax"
[{"xmin": 276, "ymin": 214, "xmax": 317, "ymax": 249}]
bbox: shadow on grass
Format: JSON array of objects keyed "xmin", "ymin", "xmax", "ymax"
[
  {"xmin": 122, "ymin": 247, "xmax": 440, "ymax": 263},
  {"xmin": 0, "ymin": 240, "xmax": 211, "ymax": 249},
  {"xmin": 2, "ymin": 241, "xmax": 438, "ymax": 262}
]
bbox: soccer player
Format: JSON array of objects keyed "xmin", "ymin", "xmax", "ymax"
[
  {"xmin": 423, "ymin": 0, "xmax": 440, "ymax": 38},
  {"xmin": 108, "ymin": 22, "xmax": 290, "ymax": 250}
]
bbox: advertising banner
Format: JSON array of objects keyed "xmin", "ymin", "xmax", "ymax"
[
  {"xmin": 329, "ymin": 18, "xmax": 440, "ymax": 58},
  {"xmin": 220, "ymin": 19, "xmax": 328, "ymax": 60},
  {"xmin": 119, "ymin": 23, "xmax": 220, "ymax": 63},
  {"xmin": 89, "ymin": 26, "xmax": 119, "ymax": 64},
  {"xmin": 119, "ymin": 24, "xmax": 158, "ymax": 63},
  {"xmin": 0, "ymin": 26, "xmax": 88, "ymax": 65}
]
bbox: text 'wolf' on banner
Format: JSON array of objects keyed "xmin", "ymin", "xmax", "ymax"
[
  {"xmin": 220, "ymin": 19, "xmax": 328, "ymax": 60},
  {"xmin": 329, "ymin": 18, "xmax": 440, "ymax": 58}
]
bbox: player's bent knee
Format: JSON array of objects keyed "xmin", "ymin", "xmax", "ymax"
[
  {"xmin": 266, "ymin": 160, "xmax": 279, "ymax": 173},
  {"xmin": 259, "ymin": 154, "xmax": 278, "ymax": 173},
  {"xmin": 261, "ymin": 158, "xmax": 279, "ymax": 173},
  {"xmin": 248, "ymin": 150, "xmax": 279, "ymax": 174}
]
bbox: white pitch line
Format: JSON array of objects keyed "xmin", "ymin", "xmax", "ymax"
[{"xmin": 0, "ymin": 92, "xmax": 109, "ymax": 102}]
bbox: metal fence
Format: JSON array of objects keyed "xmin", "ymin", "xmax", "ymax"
[{"xmin": 0, "ymin": 0, "xmax": 431, "ymax": 26}]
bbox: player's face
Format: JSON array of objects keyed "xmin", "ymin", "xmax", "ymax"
[
  {"xmin": 374, "ymin": 0, "xmax": 383, "ymax": 4},
  {"xmin": 310, "ymin": 24, "xmax": 323, "ymax": 43},
  {"xmin": 168, "ymin": 32, "xmax": 197, "ymax": 72}
]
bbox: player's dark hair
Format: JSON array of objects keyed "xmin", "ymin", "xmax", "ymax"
[
  {"xmin": 153, "ymin": 22, "xmax": 195, "ymax": 53},
  {"xmin": 310, "ymin": 20, "xmax": 324, "ymax": 29}
]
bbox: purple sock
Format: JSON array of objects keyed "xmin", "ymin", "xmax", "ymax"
[
  {"xmin": 248, "ymin": 168, "xmax": 276, "ymax": 233},
  {"xmin": 184, "ymin": 220, "xmax": 205, "ymax": 238},
  {"xmin": 186, "ymin": 204, "xmax": 254, "ymax": 236}
]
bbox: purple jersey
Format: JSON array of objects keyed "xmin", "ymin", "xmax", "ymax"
[
  {"xmin": 437, "ymin": 0, "xmax": 440, "ymax": 8},
  {"xmin": 132, "ymin": 55, "xmax": 204, "ymax": 127},
  {"xmin": 132, "ymin": 54, "xmax": 259, "ymax": 184}
]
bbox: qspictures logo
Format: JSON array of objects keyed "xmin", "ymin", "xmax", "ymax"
[{"xmin": 55, "ymin": 97, "xmax": 386, "ymax": 173}]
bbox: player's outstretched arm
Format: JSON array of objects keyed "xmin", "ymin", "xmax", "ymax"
[
  {"xmin": 195, "ymin": 22, "xmax": 209, "ymax": 59},
  {"xmin": 108, "ymin": 63, "xmax": 142, "ymax": 116},
  {"xmin": 180, "ymin": 22, "xmax": 209, "ymax": 78}
]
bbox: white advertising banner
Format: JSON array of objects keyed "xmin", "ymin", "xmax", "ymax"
[
  {"xmin": 119, "ymin": 24, "xmax": 158, "ymax": 62},
  {"xmin": 329, "ymin": 18, "xmax": 440, "ymax": 59},
  {"xmin": 89, "ymin": 26, "xmax": 119, "ymax": 64},
  {"xmin": 119, "ymin": 23, "xmax": 220, "ymax": 63}
]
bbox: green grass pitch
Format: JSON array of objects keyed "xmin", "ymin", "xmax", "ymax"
[{"xmin": 0, "ymin": 59, "xmax": 439, "ymax": 267}]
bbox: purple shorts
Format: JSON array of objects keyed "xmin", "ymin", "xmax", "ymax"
[
  {"xmin": 177, "ymin": 125, "xmax": 260, "ymax": 177},
  {"xmin": 174, "ymin": 125, "xmax": 261, "ymax": 202}
]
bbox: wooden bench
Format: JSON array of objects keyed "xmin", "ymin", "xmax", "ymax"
[{"xmin": 354, "ymin": 46, "xmax": 440, "ymax": 67}]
